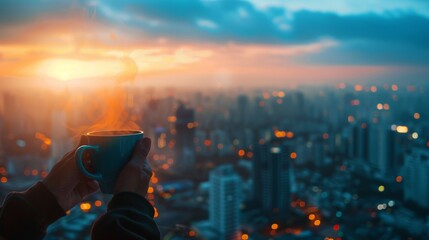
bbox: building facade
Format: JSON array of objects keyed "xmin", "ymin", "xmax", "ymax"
[{"xmin": 209, "ymin": 164, "xmax": 241, "ymax": 240}]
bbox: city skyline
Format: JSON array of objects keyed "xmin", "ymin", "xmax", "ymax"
[
  {"xmin": 1, "ymin": 1, "xmax": 429, "ymax": 239},
  {"xmin": 1, "ymin": 82, "xmax": 428, "ymax": 239}
]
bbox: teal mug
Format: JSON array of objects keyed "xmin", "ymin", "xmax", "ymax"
[{"xmin": 75, "ymin": 130, "xmax": 144, "ymax": 194}]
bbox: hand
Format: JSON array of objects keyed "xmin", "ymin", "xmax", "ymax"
[
  {"xmin": 42, "ymin": 138, "xmax": 99, "ymax": 211},
  {"xmin": 114, "ymin": 137, "xmax": 152, "ymax": 197}
]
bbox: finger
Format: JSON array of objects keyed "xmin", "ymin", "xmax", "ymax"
[
  {"xmin": 86, "ymin": 180, "xmax": 99, "ymax": 193},
  {"xmin": 75, "ymin": 180, "xmax": 99, "ymax": 198},
  {"xmin": 129, "ymin": 137, "xmax": 151, "ymax": 165},
  {"xmin": 49, "ymin": 148, "xmax": 76, "ymax": 172}
]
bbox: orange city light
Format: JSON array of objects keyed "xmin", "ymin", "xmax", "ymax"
[
  {"xmin": 274, "ymin": 130, "xmax": 286, "ymax": 138},
  {"xmin": 94, "ymin": 200, "xmax": 102, "ymax": 207},
  {"xmin": 154, "ymin": 207, "xmax": 159, "ymax": 218},
  {"xmin": 1, "ymin": 177, "xmax": 7, "ymax": 183},
  {"xmin": 271, "ymin": 223, "xmax": 279, "ymax": 230},
  {"xmin": 314, "ymin": 220, "xmax": 321, "ymax": 226},
  {"xmin": 80, "ymin": 202, "xmax": 92, "ymax": 212},
  {"xmin": 188, "ymin": 230, "xmax": 196, "ymax": 237},
  {"xmin": 396, "ymin": 176, "xmax": 403, "ymax": 183},
  {"xmin": 238, "ymin": 149, "xmax": 245, "ymax": 157},
  {"xmin": 151, "ymin": 177, "xmax": 159, "ymax": 184}
]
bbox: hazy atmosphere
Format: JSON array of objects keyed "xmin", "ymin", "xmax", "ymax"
[{"xmin": 1, "ymin": 1, "xmax": 429, "ymax": 240}]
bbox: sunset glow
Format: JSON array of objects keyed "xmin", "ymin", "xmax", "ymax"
[
  {"xmin": 1, "ymin": 1, "xmax": 429, "ymax": 239},
  {"xmin": 0, "ymin": 0, "xmax": 427, "ymax": 88},
  {"xmin": 39, "ymin": 58, "xmax": 124, "ymax": 81}
]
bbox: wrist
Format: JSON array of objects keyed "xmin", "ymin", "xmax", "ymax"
[
  {"xmin": 0, "ymin": 182, "xmax": 66, "ymax": 239},
  {"xmin": 23, "ymin": 182, "xmax": 66, "ymax": 225},
  {"xmin": 109, "ymin": 192, "xmax": 155, "ymax": 217},
  {"xmin": 41, "ymin": 179, "xmax": 66, "ymax": 210}
]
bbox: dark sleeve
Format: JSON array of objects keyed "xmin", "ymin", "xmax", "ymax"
[
  {"xmin": 91, "ymin": 192, "xmax": 160, "ymax": 240},
  {"xmin": 0, "ymin": 182, "xmax": 66, "ymax": 240}
]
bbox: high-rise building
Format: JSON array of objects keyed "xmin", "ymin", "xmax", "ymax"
[
  {"xmin": 293, "ymin": 91, "xmax": 306, "ymax": 120},
  {"xmin": 402, "ymin": 148, "xmax": 429, "ymax": 208},
  {"xmin": 236, "ymin": 94, "xmax": 249, "ymax": 125},
  {"xmin": 369, "ymin": 125, "xmax": 407, "ymax": 176},
  {"xmin": 209, "ymin": 165, "xmax": 241, "ymax": 240},
  {"xmin": 253, "ymin": 140, "xmax": 292, "ymax": 220},
  {"xmin": 210, "ymin": 129, "xmax": 230, "ymax": 156},
  {"xmin": 175, "ymin": 103, "xmax": 196, "ymax": 172},
  {"xmin": 312, "ymin": 138, "xmax": 325, "ymax": 167},
  {"xmin": 194, "ymin": 130, "xmax": 207, "ymax": 156},
  {"xmin": 50, "ymin": 111, "xmax": 72, "ymax": 169},
  {"xmin": 349, "ymin": 121, "xmax": 370, "ymax": 161}
]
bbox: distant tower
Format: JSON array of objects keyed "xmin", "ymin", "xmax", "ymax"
[
  {"xmin": 253, "ymin": 96, "xmax": 266, "ymax": 127},
  {"xmin": 402, "ymin": 148, "xmax": 429, "ymax": 208},
  {"xmin": 194, "ymin": 130, "xmax": 207, "ymax": 156},
  {"xmin": 175, "ymin": 103, "xmax": 196, "ymax": 172},
  {"xmin": 236, "ymin": 95, "xmax": 249, "ymax": 125},
  {"xmin": 369, "ymin": 125, "xmax": 407, "ymax": 176},
  {"xmin": 209, "ymin": 165, "xmax": 241, "ymax": 240},
  {"xmin": 50, "ymin": 111, "xmax": 72, "ymax": 169},
  {"xmin": 210, "ymin": 129, "xmax": 230, "ymax": 156},
  {"xmin": 253, "ymin": 140, "xmax": 292, "ymax": 220},
  {"xmin": 349, "ymin": 121, "xmax": 370, "ymax": 162},
  {"xmin": 312, "ymin": 138, "xmax": 325, "ymax": 167},
  {"xmin": 294, "ymin": 91, "xmax": 306, "ymax": 120}
]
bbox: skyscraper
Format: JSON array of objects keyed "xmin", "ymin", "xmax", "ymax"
[
  {"xmin": 210, "ymin": 129, "xmax": 230, "ymax": 156},
  {"xmin": 236, "ymin": 94, "xmax": 249, "ymax": 125},
  {"xmin": 349, "ymin": 121, "xmax": 370, "ymax": 161},
  {"xmin": 50, "ymin": 110, "xmax": 72, "ymax": 169},
  {"xmin": 253, "ymin": 140, "xmax": 292, "ymax": 220},
  {"xmin": 209, "ymin": 164, "xmax": 241, "ymax": 240},
  {"xmin": 402, "ymin": 148, "xmax": 429, "ymax": 208},
  {"xmin": 312, "ymin": 138, "xmax": 325, "ymax": 167},
  {"xmin": 369, "ymin": 125, "xmax": 407, "ymax": 176},
  {"xmin": 175, "ymin": 103, "xmax": 196, "ymax": 172}
]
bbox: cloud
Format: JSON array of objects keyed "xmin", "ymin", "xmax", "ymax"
[
  {"xmin": 92, "ymin": 1, "xmax": 429, "ymax": 65},
  {"xmin": 296, "ymin": 40, "xmax": 429, "ymax": 66},
  {"xmin": 251, "ymin": 0, "xmax": 429, "ymax": 16},
  {"xmin": 0, "ymin": 0, "xmax": 428, "ymax": 84},
  {"xmin": 287, "ymin": 11, "xmax": 429, "ymax": 65},
  {"xmin": 97, "ymin": 0, "xmax": 286, "ymax": 43},
  {"xmin": 288, "ymin": 11, "xmax": 429, "ymax": 46},
  {"xmin": 196, "ymin": 19, "xmax": 218, "ymax": 29},
  {"xmin": 2, "ymin": 1, "xmax": 428, "ymax": 48},
  {"xmin": 0, "ymin": 1, "xmax": 85, "ymax": 25}
]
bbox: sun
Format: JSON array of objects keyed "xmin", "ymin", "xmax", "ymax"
[{"xmin": 38, "ymin": 58, "xmax": 127, "ymax": 82}]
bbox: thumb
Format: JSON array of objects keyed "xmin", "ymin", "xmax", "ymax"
[{"xmin": 129, "ymin": 137, "xmax": 151, "ymax": 165}]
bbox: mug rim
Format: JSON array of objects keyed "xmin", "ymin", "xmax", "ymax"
[{"xmin": 85, "ymin": 129, "xmax": 144, "ymax": 137}]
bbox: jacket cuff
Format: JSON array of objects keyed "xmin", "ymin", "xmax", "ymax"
[
  {"xmin": 0, "ymin": 182, "xmax": 66, "ymax": 239},
  {"xmin": 23, "ymin": 181, "xmax": 66, "ymax": 226},
  {"xmin": 108, "ymin": 192, "xmax": 155, "ymax": 217}
]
